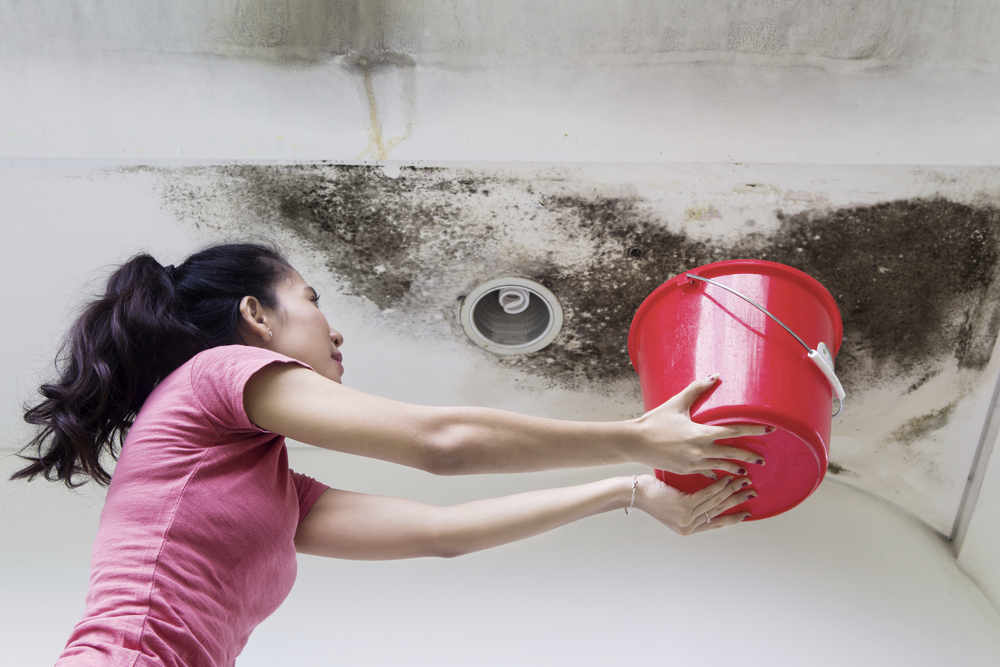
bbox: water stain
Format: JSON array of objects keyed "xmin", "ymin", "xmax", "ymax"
[
  {"xmin": 343, "ymin": 53, "xmax": 417, "ymax": 160},
  {"xmin": 686, "ymin": 205, "xmax": 722, "ymax": 221},
  {"xmin": 160, "ymin": 165, "xmax": 1000, "ymax": 396}
]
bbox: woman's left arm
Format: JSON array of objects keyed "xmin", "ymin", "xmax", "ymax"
[{"xmin": 294, "ymin": 475, "xmax": 754, "ymax": 560}]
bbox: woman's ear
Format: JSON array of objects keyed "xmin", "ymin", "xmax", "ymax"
[{"xmin": 239, "ymin": 295, "xmax": 271, "ymax": 344}]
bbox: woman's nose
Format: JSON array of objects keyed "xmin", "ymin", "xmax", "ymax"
[{"xmin": 330, "ymin": 329, "xmax": 344, "ymax": 347}]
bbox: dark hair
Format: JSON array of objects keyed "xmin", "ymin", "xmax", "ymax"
[{"xmin": 12, "ymin": 242, "xmax": 292, "ymax": 488}]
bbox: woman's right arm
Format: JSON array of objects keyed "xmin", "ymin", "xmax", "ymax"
[{"xmin": 244, "ymin": 364, "xmax": 768, "ymax": 477}]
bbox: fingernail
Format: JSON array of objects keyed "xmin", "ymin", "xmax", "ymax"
[
  {"xmin": 741, "ymin": 514, "xmax": 752, "ymax": 521},
  {"xmin": 706, "ymin": 472, "xmax": 718, "ymax": 481},
  {"xmin": 748, "ymin": 493, "xmax": 757, "ymax": 499},
  {"xmin": 765, "ymin": 426, "xmax": 776, "ymax": 433},
  {"xmin": 737, "ymin": 468, "xmax": 746, "ymax": 475},
  {"xmin": 740, "ymin": 481, "xmax": 749, "ymax": 489},
  {"xmin": 705, "ymin": 373, "xmax": 719, "ymax": 382},
  {"xmin": 756, "ymin": 459, "xmax": 765, "ymax": 466}
]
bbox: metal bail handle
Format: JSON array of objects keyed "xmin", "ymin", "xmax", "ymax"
[{"xmin": 685, "ymin": 273, "xmax": 846, "ymax": 417}]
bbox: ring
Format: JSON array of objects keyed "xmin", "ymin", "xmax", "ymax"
[{"xmin": 705, "ymin": 512, "xmax": 711, "ymax": 524}]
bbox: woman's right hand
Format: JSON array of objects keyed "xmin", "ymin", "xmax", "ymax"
[
  {"xmin": 629, "ymin": 374, "xmax": 770, "ymax": 477},
  {"xmin": 635, "ymin": 473, "xmax": 755, "ymax": 536}
]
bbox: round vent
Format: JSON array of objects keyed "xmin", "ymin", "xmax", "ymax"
[{"xmin": 460, "ymin": 277, "xmax": 563, "ymax": 355}]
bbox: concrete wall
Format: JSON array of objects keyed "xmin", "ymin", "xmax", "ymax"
[{"xmin": 4, "ymin": 0, "xmax": 1000, "ymax": 66}]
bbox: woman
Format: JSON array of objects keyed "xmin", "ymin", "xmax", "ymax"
[{"xmin": 15, "ymin": 242, "xmax": 765, "ymax": 666}]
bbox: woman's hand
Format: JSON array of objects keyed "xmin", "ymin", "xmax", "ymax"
[
  {"xmin": 635, "ymin": 473, "xmax": 755, "ymax": 536},
  {"xmin": 630, "ymin": 374, "xmax": 770, "ymax": 477}
]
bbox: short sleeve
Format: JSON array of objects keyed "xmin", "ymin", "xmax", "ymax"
[
  {"xmin": 189, "ymin": 345, "xmax": 312, "ymax": 434},
  {"xmin": 290, "ymin": 470, "xmax": 330, "ymax": 524}
]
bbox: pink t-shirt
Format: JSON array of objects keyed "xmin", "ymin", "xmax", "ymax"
[{"xmin": 56, "ymin": 346, "xmax": 329, "ymax": 667}]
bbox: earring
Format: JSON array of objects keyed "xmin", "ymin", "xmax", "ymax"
[{"xmin": 268, "ymin": 330, "xmax": 273, "ymax": 339}]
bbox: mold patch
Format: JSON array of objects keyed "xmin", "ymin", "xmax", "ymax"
[
  {"xmin": 767, "ymin": 201, "xmax": 1000, "ymax": 382},
  {"xmin": 887, "ymin": 401, "xmax": 958, "ymax": 445},
  {"xmin": 221, "ymin": 164, "xmax": 444, "ymax": 310},
  {"xmin": 529, "ymin": 195, "xmax": 1000, "ymax": 389},
  {"xmin": 156, "ymin": 165, "xmax": 1000, "ymax": 396},
  {"xmin": 827, "ymin": 461, "xmax": 856, "ymax": 477}
]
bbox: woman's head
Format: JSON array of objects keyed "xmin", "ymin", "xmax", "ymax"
[
  {"xmin": 237, "ymin": 268, "xmax": 345, "ymax": 384},
  {"xmin": 170, "ymin": 242, "xmax": 292, "ymax": 348},
  {"xmin": 13, "ymin": 240, "xmax": 333, "ymax": 487}
]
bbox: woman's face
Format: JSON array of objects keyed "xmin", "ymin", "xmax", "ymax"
[{"xmin": 264, "ymin": 269, "xmax": 345, "ymax": 383}]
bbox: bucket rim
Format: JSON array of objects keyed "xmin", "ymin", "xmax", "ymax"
[{"xmin": 627, "ymin": 259, "xmax": 844, "ymax": 371}]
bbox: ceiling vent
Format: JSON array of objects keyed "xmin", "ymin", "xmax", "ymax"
[{"xmin": 461, "ymin": 277, "xmax": 563, "ymax": 355}]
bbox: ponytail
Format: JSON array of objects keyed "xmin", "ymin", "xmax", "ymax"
[{"xmin": 13, "ymin": 242, "xmax": 290, "ymax": 487}]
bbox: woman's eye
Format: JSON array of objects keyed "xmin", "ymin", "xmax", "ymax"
[{"xmin": 310, "ymin": 294, "xmax": 321, "ymax": 306}]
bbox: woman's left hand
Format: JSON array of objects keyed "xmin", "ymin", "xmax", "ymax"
[{"xmin": 635, "ymin": 473, "xmax": 755, "ymax": 536}]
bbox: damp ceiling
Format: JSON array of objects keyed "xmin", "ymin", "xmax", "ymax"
[
  {"xmin": 148, "ymin": 162, "xmax": 1000, "ymax": 536},
  {"xmin": 5, "ymin": 1, "xmax": 1000, "ymax": 539}
]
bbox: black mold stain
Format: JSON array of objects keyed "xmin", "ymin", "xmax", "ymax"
[
  {"xmin": 214, "ymin": 165, "xmax": 1000, "ymax": 393},
  {"xmin": 827, "ymin": 461, "xmax": 856, "ymax": 477},
  {"xmin": 770, "ymin": 201, "xmax": 1000, "ymax": 379},
  {"xmin": 224, "ymin": 165, "xmax": 449, "ymax": 310},
  {"xmin": 906, "ymin": 370, "xmax": 941, "ymax": 395},
  {"xmin": 531, "ymin": 195, "xmax": 1000, "ymax": 387},
  {"xmin": 887, "ymin": 401, "xmax": 958, "ymax": 445}
]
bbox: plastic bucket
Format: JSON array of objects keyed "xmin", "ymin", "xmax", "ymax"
[{"xmin": 627, "ymin": 259, "xmax": 843, "ymax": 520}]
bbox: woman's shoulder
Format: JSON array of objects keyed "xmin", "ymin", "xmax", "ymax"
[
  {"xmin": 187, "ymin": 345, "xmax": 309, "ymax": 391},
  {"xmin": 144, "ymin": 346, "xmax": 311, "ymax": 433},
  {"xmin": 190, "ymin": 344, "xmax": 295, "ymax": 368}
]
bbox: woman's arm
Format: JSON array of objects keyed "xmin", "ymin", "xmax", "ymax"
[
  {"xmin": 294, "ymin": 475, "xmax": 755, "ymax": 560},
  {"xmin": 244, "ymin": 365, "xmax": 768, "ymax": 477}
]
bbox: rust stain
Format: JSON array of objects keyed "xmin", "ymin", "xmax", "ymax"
[{"xmin": 356, "ymin": 56, "xmax": 415, "ymax": 161}]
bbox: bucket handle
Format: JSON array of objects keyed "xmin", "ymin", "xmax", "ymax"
[{"xmin": 685, "ymin": 273, "xmax": 846, "ymax": 417}]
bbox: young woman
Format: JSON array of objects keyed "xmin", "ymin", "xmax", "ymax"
[{"xmin": 15, "ymin": 242, "xmax": 766, "ymax": 666}]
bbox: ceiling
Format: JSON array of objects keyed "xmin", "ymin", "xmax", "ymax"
[{"xmin": 4, "ymin": 0, "xmax": 1000, "ymax": 543}]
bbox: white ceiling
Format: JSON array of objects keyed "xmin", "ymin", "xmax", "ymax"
[{"xmin": 3, "ymin": 0, "xmax": 1000, "ymax": 573}]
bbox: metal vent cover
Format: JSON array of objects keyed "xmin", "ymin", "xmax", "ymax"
[{"xmin": 460, "ymin": 277, "xmax": 563, "ymax": 355}]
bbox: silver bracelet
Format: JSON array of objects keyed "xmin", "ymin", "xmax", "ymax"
[{"xmin": 625, "ymin": 475, "xmax": 638, "ymax": 516}]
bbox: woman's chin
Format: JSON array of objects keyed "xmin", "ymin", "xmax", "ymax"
[{"xmin": 326, "ymin": 362, "xmax": 344, "ymax": 384}]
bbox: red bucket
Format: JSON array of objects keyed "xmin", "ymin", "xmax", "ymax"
[{"xmin": 627, "ymin": 259, "xmax": 844, "ymax": 520}]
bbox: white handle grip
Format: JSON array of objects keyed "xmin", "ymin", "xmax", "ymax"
[{"xmin": 808, "ymin": 348, "xmax": 846, "ymax": 400}]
